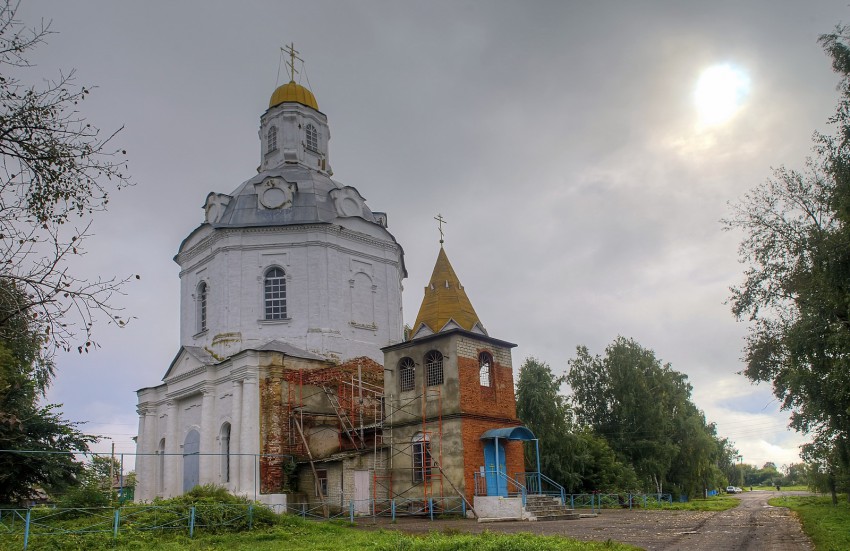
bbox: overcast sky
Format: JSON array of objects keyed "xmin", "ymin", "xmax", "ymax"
[{"xmin": 18, "ymin": 0, "xmax": 850, "ymax": 471}]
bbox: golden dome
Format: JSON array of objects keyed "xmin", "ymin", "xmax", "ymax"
[{"xmin": 269, "ymin": 81, "xmax": 319, "ymax": 111}]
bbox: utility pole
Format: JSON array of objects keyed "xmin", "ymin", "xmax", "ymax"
[{"xmin": 110, "ymin": 442, "xmax": 116, "ymax": 504}]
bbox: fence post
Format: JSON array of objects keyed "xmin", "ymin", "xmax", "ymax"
[
  {"xmin": 23, "ymin": 509, "xmax": 31, "ymax": 550},
  {"xmin": 391, "ymin": 499, "xmax": 396, "ymax": 521},
  {"xmin": 189, "ymin": 506, "xmax": 195, "ymax": 538},
  {"xmin": 643, "ymin": 495, "xmax": 647, "ymax": 508},
  {"xmin": 349, "ymin": 500, "xmax": 354, "ymax": 524},
  {"xmin": 301, "ymin": 503, "xmax": 306, "ymax": 518},
  {"xmin": 462, "ymin": 497, "xmax": 466, "ymax": 517},
  {"xmin": 113, "ymin": 508, "xmax": 120, "ymax": 540},
  {"xmin": 429, "ymin": 498, "xmax": 434, "ymax": 521},
  {"xmin": 570, "ymin": 494, "xmax": 574, "ymax": 509},
  {"xmin": 248, "ymin": 503, "xmax": 254, "ymax": 530}
]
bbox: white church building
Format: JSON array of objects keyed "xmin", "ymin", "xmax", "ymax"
[{"xmin": 134, "ymin": 67, "xmax": 406, "ymax": 505}]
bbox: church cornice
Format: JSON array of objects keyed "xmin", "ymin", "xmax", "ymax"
[
  {"xmin": 388, "ymin": 412, "xmax": 522, "ymax": 430},
  {"xmin": 176, "ymin": 224, "xmax": 402, "ymax": 276}
]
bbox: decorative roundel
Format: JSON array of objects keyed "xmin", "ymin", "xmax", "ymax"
[
  {"xmin": 340, "ymin": 197, "xmax": 361, "ymax": 217},
  {"xmin": 261, "ymin": 186, "xmax": 288, "ymax": 209}
]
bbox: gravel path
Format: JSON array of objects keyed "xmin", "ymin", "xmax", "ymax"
[{"xmin": 355, "ymin": 491, "xmax": 814, "ymax": 550}]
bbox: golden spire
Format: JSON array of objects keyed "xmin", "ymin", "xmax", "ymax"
[{"xmin": 411, "ymin": 246, "xmax": 483, "ymax": 337}]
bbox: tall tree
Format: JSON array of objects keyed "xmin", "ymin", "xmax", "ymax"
[
  {"xmin": 515, "ymin": 357, "xmax": 637, "ymax": 492},
  {"xmin": 724, "ymin": 26, "xmax": 850, "ymax": 499},
  {"xmin": 0, "ymin": 0, "xmax": 134, "ymax": 355},
  {"xmin": 515, "ymin": 357, "xmax": 581, "ymax": 490},
  {"xmin": 0, "ymin": 280, "xmax": 96, "ymax": 504},
  {"xmin": 567, "ymin": 337, "xmax": 724, "ymax": 496}
]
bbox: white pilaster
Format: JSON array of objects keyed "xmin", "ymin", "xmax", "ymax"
[
  {"xmin": 239, "ymin": 376, "xmax": 258, "ymax": 498},
  {"xmin": 134, "ymin": 407, "xmax": 148, "ymax": 501},
  {"xmin": 230, "ymin": 380, "xmax": 243, "ymax": 493},
  {"xmin": 164, "ymin": 400, "xmax": 181, "ymax": 497},
  {"xmin": 199, "ymin": 386, "xmax": 216, "ymax": 485}
]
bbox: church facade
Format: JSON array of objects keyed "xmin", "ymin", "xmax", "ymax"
[{"xmin": 135, "ymin": 63, "xmax": 536, "ymax": 514}]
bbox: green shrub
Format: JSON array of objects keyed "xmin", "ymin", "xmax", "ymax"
[
  {"xmin": 56, "ymin": 482, "xmax": 110, "ymax": 510},
  {"xmin": 120, "ymin": 485, "xmax": 277, "ymax": 533}
]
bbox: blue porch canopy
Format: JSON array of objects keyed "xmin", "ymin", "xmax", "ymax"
[{"xmin": 480, "ymin": 426, "xmax": 536, "ymax": 441}]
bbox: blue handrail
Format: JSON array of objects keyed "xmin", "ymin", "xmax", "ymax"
[
  {"xmin": 473, "ymin": 470, "xmax": 527, "ymax": 506},
  {"xmin": 516, "ymin": 471, "xmax": 566, "ymax": 504}
]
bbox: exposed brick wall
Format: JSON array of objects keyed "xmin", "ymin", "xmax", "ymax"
[
  {"xmin": 456, "ymin": 339, "xmax": 517, "ymax": 419},
  {"xmin": 259, "ymin": 366, "xmax": 285, "ymax": 493},
  {"xmin": 259, "ymin": 355, "xmax": 385, "ymax": 495},
  {"xmin": 459, "ymin": 417, "xmax": 524, "ymax": 504}
]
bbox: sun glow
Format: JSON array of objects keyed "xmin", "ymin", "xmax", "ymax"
[{"xmin": 695, "ymin": 64, "xmax": 750, "ymax": 127}]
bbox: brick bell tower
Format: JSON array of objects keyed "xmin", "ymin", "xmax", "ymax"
[{"xmin": 382, "ymin": 242, "xmax": 529, "ymax": 506}]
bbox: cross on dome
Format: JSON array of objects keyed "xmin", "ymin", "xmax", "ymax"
[{"xmin": 281, "ymin": 42, "xmax": 303, "ymax": 83}]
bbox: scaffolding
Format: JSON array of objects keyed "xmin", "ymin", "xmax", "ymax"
[{"xmin": 275, "ymin": 356, "xmax": 451, "ymax": 515}]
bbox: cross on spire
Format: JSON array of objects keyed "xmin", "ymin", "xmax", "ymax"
[
  {"xmin": 434, "ymin": 214, "xmax": 447, "ymax": 246},
  {"xmin": 281, "ymin": 42, "xmax": 304, "ymax": 83}
]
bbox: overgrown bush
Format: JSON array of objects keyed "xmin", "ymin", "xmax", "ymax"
[
  {"xmin": 56, "ymin": 482, "xmax": 111, "ymax": 510},
  {"xmin": 122, "ymin": 485, "xmax": 277, "ymax": 533}
]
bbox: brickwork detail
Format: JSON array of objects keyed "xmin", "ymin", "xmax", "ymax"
[
  {"xmin": 456, "ymin": 340, "xmax": 517, "ymax": 419},
  {"xmin": 459, "ymin": 417, "xmax": 524, "ymax": 504},
  {"xmin": 258, "ymin": 355, "xmax": 384, "ymax": 494}
]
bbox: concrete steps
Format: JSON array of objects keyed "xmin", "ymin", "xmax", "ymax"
[{"xmin": 524, "ymin": 494, "xmax": 581, "ymax": 521}]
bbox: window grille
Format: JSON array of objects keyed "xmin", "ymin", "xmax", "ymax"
[
  {"xmin": 412, "ymin": 433, "xmax": 432, "ymax": 483},
  {"xmin": 479, "ymin": 352, "xmax": 493, "ymax": 387},
  {"xmin": 399, "ymin": 357, "xmax": 415, "ymax": 392},
  {"xmin": 425, "ymin": 350, "xmax": 443, "ymax": 386},
  {"xmin": 305, "ymin": 123, "xmax": 318, "ymax": 151},
  {"xmin": 264, "ymin": 267, "xmax": 287, "ymax": 319},
  {"xmin": 267, "ymin": 125, "xmax": 277, "ymax": 152}
]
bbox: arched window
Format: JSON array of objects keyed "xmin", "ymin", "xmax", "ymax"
[
  {"xmin": 219, "ymin": 423, "xmax": 231, "ymax": 483},
  {"xmin": 267, "ymin": 125, "xmax": 277, "ymax": 153},
  {"xmin": 197, "ymin": 281, "xmax": 208, "ymax": 333},
  {"xmin": 425, "ymin": 350, "xmax": 443, "ymax": 386},
  {"xmin": 412, "ymin": 432, "xmax": 431, "ymax": 483},
  {"xmin": 305, "ymin": 123, "xmax": 318, "ymax": 151},
  {"xmin": 264, "ymin": 267, "xmax": 287, "ymax": 319},
  {"xmin": 399, "ymin": 357, "xmax": 415, "ymax": 392},
  {"xmin": 479, "ymin": 352, "xmax": 493, "ymax": 387}
]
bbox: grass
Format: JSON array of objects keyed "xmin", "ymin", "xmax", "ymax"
[
  {"xmin": 0, "ymin": 512, "xmax": 641, "ymax": 551},
  {"xmin": 648, "ymin": 495, "xmax": 739, "ymax": 511},
  {"xmin": 769, "ymin": 494, "xmax": 850, "ymax": 551}
]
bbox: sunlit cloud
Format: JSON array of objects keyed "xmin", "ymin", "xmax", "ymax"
[{"xmin": 695, "ymin": 64, "xmax": 751, "ymax": 127}]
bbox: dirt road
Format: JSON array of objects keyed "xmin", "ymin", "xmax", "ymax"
[{"xmin": 358, "ymin": 491, "xmax": 814, "ymax": 550}]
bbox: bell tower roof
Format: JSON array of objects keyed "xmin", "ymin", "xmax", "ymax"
[{"xmin": 411, "ymin": 247, "xmax": 486, "ymax": 339}]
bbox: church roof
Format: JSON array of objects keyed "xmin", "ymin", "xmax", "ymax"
[
  {"xmin": 269, "ymin": 81, "xmax": 319, "ymax": 111},
  {"xmin": 211, "ymin": 166, "xmax": 378, "ymax": 229},
  {"xmin": 411, "ymin": 247, "xmax": 485, "ymax": 338},
  {"xmin": 256, "ymin": 340, "xmax": 326, "ymax": 360}
]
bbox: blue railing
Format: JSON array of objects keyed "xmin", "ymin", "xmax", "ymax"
[
  {"xmin": 1, "ymin": 503, "xmax": 261, "ymax": 549},
  {"xmin": 565, "ymin": 493, "xmax": 673, "ymax": 512},
  {"xmin": 516, "ymin": 472, "xmax": 566, "ymax": 504},
  {"xmin": 473, "ymin": 470, "xmax": 527, "ymax": 506}
]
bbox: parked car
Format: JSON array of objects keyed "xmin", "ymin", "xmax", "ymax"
[{"xmin": 726, "ymin": 486, "xmax": 740, "ymax": 494}]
